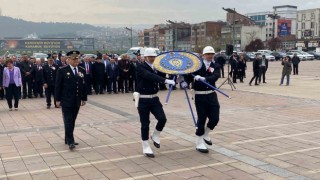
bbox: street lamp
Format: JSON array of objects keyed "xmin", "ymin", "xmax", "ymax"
[
  {"xmin": 124, "ymin": 27, "xmax": 133, "ymax": 47},
  {"xmin": 167, "ymin": 20, "xmax": 177, "ymax": 50},
  {"xmin": 268, "ymin": 13, "xmax": 280, "ymax": 39},
  {"xmin": 192, "ymin": 25, "xmax": 200, "ymax": 52},
  {"xmin": 222, "ymin": 8, "xmax": 236, "ymax": 47}
]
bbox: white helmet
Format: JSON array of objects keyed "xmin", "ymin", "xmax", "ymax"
[
  {"xmin": 144, "ymin": 48, "xmax": 157, "ymax": 57},
  {"xmin": 203, "ymin": 46, "xmax": 215, "ymax": 54}
]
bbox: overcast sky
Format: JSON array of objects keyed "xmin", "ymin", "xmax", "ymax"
[{"xmin": 0, "ymin": 0, "xmax": 319, "ymax": 25}]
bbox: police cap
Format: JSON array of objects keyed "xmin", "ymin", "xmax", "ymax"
[{"xmin": 66, "ymin": 51, "xmax": 80, "ymax": 59}]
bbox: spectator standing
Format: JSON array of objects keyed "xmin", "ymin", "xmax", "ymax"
[
  {"xmin": 237, "ymin": 55, "xmax": 246, "ymax": 83},
  {"xmin": 33, "ymin": 59, "xmax": 44, "ymax": 98},
  {"xmin": 280, "ymin": 56, "xmax": 292, "ymax": 86},
  {"xmin": 106, "ymin": 57, "xmax": 119, "ymax": 94},
  {"xmin": 249, "ymin": 54, "xmax": 261, "ymax": 86},
  {"xmin": 2, "ymin": 59, "xmax": 22, "ymax": 111},
  {"xmin": 20, "ymin": 54, "xmax": 34, "ymax": 99},
  {"xmin": 292, "ymin": 53, "xmax": 300, "ymax": 75},
  {"xmin": 258, "ymin": 55, "xmax": 268, "ymax": 83}
]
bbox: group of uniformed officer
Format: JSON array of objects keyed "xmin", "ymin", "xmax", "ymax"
[
  {"xmin": 134, "ymin": 47, "xmax": 221, "ymax": 157},
  {"xmin": 1, "ymin": 46, "xmax": 222, "ymax": 154}
]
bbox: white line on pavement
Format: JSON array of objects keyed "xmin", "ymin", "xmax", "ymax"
[
  {"xmin": 269, "ymin": 146, "xmax": 320, "ymax": 157},
  {"xmin": 0, "ymin": 147, "xmax": 194, "ymax": 179},
  {"xmin": 232, "ymin": 130, "xmax": 320, "ymax": 144},
  {"xmin": 1, "ymin": 138, "xmax": 172, "ymax": 161},
  {"xmin": 213, "ymin": 119, "xmax": 320, "ymax": 134},
  {"xmin": 119, "ymin": 160, "xmax": 236, "ymax": 180}
]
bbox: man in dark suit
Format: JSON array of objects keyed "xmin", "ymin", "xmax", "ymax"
[
  {"xmin": 43, "ymin": 58, "xmax": 59, "ymax": 108},
  {"xmin": 258, "ymin": 54, "xmax": 268, "ymax": 84},
  {"xmin": 135, "ymin": 48, "xmax": 175, "ymax": 158},
  {"xmin": 249, "ymin": 54, "xmax": 261, "ymax": 86},
  {"xmin": 102, "ymin": 54, "xmax": 110, "ymax": 91},
  {"xmin": 55, "ymin": 51, "xmax": 87, "ymax": 150},
  {"xmin": 52, "ymin": 52, "xmax": 62, "ymax": 67},
  {"xmin": 32, "ymin": 59, "xmax": 44, "ymax": 98},
  {"xmin": 229, "ymin": 52, "xmax": 239, "ymax": 83},
  {"xmin": 129, "ymin": 57, "xmax": 138, "ymax": 92},
  {"xmin": 20, "ymin": 54, "xmax": 34, "ymax": 98},
  {"xmin": 92, "ymin": 55, "xmax": 105, "ymax": 94},
  {"xmin": 12, "ymin": 55, "xmax": 21, "ymax": 68},
  {"xmin": 292, "ymin": 53, "xmax": 300, "ymax": 75},
  {"xmin": 106, "ymin": 57, "xmax": 119, "ymax": 94},
  {"xmin": 216, "ymin": 52, "xmax": 226, "ymax": 78},
  {"xmin": 118, "ymin": 54, "xmax": 130, "ymax": 93},
  {"xmin": 80, "ymin": 56, "xmax": 93, "ymax": 95}
]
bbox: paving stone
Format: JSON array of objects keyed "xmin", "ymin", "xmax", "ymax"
[{"xmin": 1, "ymin": 61, "xmax": 320, "ymax": 179}]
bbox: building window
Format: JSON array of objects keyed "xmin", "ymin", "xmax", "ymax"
[
  {"xmin": 311, "ymin": 13, "xmax": 315, "ymax": 19},
  {"xmin": 302, "ymin": 23, "xmax": 305, "ymax": 29},
  {"xmin": 311, "ymin": 22, "xmax": 315, "ymax": 29},
  {"xmin": 302, "ymin": 14, "xmax": 306, "ymax": 20}
]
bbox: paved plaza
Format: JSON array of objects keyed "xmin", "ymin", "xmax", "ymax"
[{"xmin": 0, "ymin": 60, "xmax": 320, "ymax": 180}]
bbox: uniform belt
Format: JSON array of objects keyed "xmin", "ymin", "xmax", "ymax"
[
  {"xmin": 139, "ymin": 94, "xmax": 158, "ymax": 98},
  {"xmin": 194, "ymin": 90, "xmax": 215, "ymax": 95}
]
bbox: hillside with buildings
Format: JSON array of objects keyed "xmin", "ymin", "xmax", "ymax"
[{"xmin": 140, "ymin": 5, "xmax": 320, "ymax": 52}]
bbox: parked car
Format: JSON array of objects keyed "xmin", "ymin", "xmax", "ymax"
[
  {"xmin": 308, "ymin": 51, "xmax": 320, "ymax": 60},
  {"xmin": 299, "ymin": 51, "xmax": 314, "ymax": 60},
  {"xmin": 288, "ymin": 50, "xmax": 314, "ymax": 60},
  {"xmin": 271, "ymin": 52, "xmax": 285, "ymax": 61},
  {"xmin": 243, "ymin": 52, "xmax": 256, "ymax": 61},
  {"xmin": 255, "ymin": 52, "xmax": 275, "ymax": 61},
  {"xmin": 286, "ymin": 52, "xmax": 308, "ymax": 61}
]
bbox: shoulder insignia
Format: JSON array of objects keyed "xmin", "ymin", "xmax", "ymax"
[
  {"xmin": 60, "ymin": 66, "xmax": 68, "ymax": 69},
  {"xmin": 78, "ymin": 66, "xmax": 85, "ymax": 70}
]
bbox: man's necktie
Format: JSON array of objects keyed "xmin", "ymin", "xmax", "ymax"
[
  {"xmin": 86, "ymin": 63, "xmax": 89, "ymax": 74},
  {"xmin": 74, "ymin": 68, "xmax": 78, "ymax": 76}
]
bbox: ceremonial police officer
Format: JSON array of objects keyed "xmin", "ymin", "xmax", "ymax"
[
  {"xmin": 135, "ymin": 48, "xmax": 175, "ymax": 158},
  {"xmin": 55, "ymin": 51, "xmax": 87, "ymax": 150},
  {"xmin": 192, "ymin": 46, "xmax": 221, "ymax": 153}
]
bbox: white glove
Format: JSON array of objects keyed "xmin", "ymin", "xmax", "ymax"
[
  {"xmin": 133, "ymin": 92, "xmax": 140, "ymax": 108},
  {"xmin": 180, "ymin": 81, "xmax": 188, "ymax": 88},
  {"xmin": 165, "ymin": 79, "xmax": 176, "ymax": 86},
  {"xmin": 194, "ymin": 75, "xmax": 206, "ymax": 81}
]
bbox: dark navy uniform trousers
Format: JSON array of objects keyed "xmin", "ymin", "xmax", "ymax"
[{"xmin": 137, "ymin": 97, "xmax": 167, "ymax": 140}]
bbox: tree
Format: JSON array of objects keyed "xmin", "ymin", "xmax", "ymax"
[
  {"xmin": 267, "ymin": 38, "xmax": 281, "ymax": 51},
  {"xmin": 245, "ymin": 39, "xmax": 264, "ymax": 52},
  {"xmin": 206, "ymin": 31, "xmax": 224, "ymax": 52},
  {"xmin": 246, "ymin": 31, "xmax": 257, "ymax": 43}
]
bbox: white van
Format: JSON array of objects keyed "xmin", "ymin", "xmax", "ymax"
[
  {"xmin": 33, "ymin": 53, "xmax": 48, "ymax": 61},
  {"xmin": 257, "ymin": 50, "xmax": 273, "ymax": 54},
  {"xmin": 127, "ymin": 47, "xmax": 160, "ymax": 56}
]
